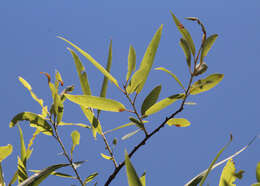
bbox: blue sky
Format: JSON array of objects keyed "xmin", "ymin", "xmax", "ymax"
[{"xmin": 1, "ymin": 0, "xmax": 260, "ymax": 185}]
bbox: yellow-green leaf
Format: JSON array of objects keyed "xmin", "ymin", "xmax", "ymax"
[
  {"xmin": 30, "ymin": 123, "xmax": 53, "ymax": 136},
  {"xmin": 59, "ymin": 122, "xmax": 91, "ymax": 129},
  {"xmin": 256, "ymin": 162, "xmax": 260, "ymax": 182},
  {"xmin": 104, "ymin": 121, "xmax": 148, "ymax": 134},
  {"xmin": 122, "ymin": 129, "xmax": 141, "ymax": 140},
  {"xmin": 126, "ymin": 45, "xmax": 136, "ymax": 82},
  {"xmin": 0, "ymin": 163, "xmax": 4, "ymax": 186},
  {"xmin": 155, "ymin": 67, "xmax": 185, "ymax": 91},
  {"xmin": 65, "ymin": 94, "xmax": 126, "ymax": 112},
  {"xmin": 219, "ymin": 159, "xmax": 236, "ymax": 186},
  {"xmin": 0, "ymin": 144, "xmax": 13, "ymax": 162},
  {"xmin": 170, "ymin": 11, "xmax": 195, "ymax": 56},
  {"xmin": 100, "ymin": 153, "xmax": 112, "ymax": 160},
  {"xmin": 179, "ymin": 38, "xmax": 191, "ymax": 67},
  {"xmin": 167, "ymin": 118, "xmax": 190, "ymax": 127},
  {"xmin": 18, "ymin": 156, "xmax": 28, "ymax": 183},
  {"xmin": 29, "ymin": 170, "xmax": 76, "ymax": 179},
  {"xmin": 144, "ymin": 93, "xmax": 185, "ymax": 116},
  {"xmin": 55, "ymin": 70, "xmax": 63, "ymax": 88},
  {"xmin": 125, "ymin": 150, "xmax": 142, "ymax": 186},
  {"xmin": 140, "ymin": 172, "xmax": 146, "ymax": 186},
  {"xmin": 127, "ymin": 25, "xmax": 163, "ymax": 94},
  {"xmin": 71, "ymin": 130, "xmax": 80, "ymax": 155},
  {"xmin": 84, "ymin": 172, "xmax": 98, "ymax": 185},
  {"xmin": 201, "ymin": 34, "xmax": 218, "ymax": 63},
  {"xmin": 18, "ymin": 126, "xmax": 26, "ymax": 162},
  {"xmin": 190, "ymin": 74, "xmax": 224, "ymax": 95},
  {"xmin": 58, "ymin": 36, "xmax": 119, "ymax": 88},
  {"xmin": 129, "ymin": 117, "xmax": 144, "ymax": 129}
]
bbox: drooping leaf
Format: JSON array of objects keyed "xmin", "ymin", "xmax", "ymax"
[
  {"xmin": 167, "ymin": 118, "xmax": 190, "ymax": 127},
  {"xmin": 219, "ymin": 159, "xmax": 237, "ymax": 186},
  {"xmin": 190, "ymin": 74, "xmax": 224, "ymax": 95},
  {"xmin": 104, "ymin": 121, "xmax": 148, "ymax": 134},
  {"xmin": 141, "ymin": 85, "xmax": 162, "ymax": 116},
  {"xmin": 200, "ymin": 34, "xmax": 218, "ymax": 63},
  {"xmin": 29, "ymin": 170, "xmax": 76, "ymax": 179},
  {"xmin": 140, "ymin": 172, "xmax": 146, "ymax": 186},
  {"xmin": 84, "ymin": 172, "xmax": 98, "ymax": 185},
  {"xmin": 179, "ymin": 38, "xmax": 191, "ymax": 68},
  {"xmin": 122, "ymin": 129, "xmax": 141, "ymax": 140},
  {"xmin": 58, "ymin": 37, "xmax": 119, "ymax": 88},
  {"xmin": 10, "ymin": 112, "xmax": 53, "ymax": 135},
  {"xmin": 125, "ymin": 150, "xmax": 142, "ymax": 186},
  {"xmin": 18, "ymin": 126, "xmax": 26, "ymax": 162},
  {"xmin": 65, "ymin": 94, "xmax": 126, "ymax": 112},
  {"xmin": 0, "ymin": 144, "xmax": 13, "ymax": 162},
  {"xmin": 170, "ymin": 11, "xmax": 196, "ymax": 56},
  {"xmin": 71, "ymin": 130, "xmax": 80, "ymax": 155},
  {"xmin": 126, "ymin": 45, "xmax": 136, "ymax": 82},
  {"xmin": 18, "ymin": 161, "xmax": 86, "ymax": 186},
  {"xmin": 100, "ymin": 153, "xmax": 112, "ymax": 160},
  {"xmin": 256, "ymin": 162, "xmax": 260, "ymax": 182},
  {"xmin": 144, "ymin": 93, "xmax": 185, "ymax": 117},
  {"xmin": 59, "ymin": 122, "xmax": 91, "ymax": 129},
  {"xmin": 199, "ymin": 135, "xmax": 233, "ymax": 186},
  {"xmin": 127, "ymin": 25, "xmax": 163, "ymax": 94},
  {"xmin": 155, "ymin": 67, "xmax": 185, "ymax": 91}
]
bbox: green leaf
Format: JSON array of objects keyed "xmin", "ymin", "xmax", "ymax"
[
  {"xmin": 126, "ymin": 45, "xmax": 136, "ymax": 82},
  {"xmin": 179, "ymin": 38, "xmax": 191, "ymax": 67},
  {"xmin": 199, "ymin": 135, "xmax": 233, "ymax": 186},
  {"xmin": 155, "ymin": 67, "xmax": 185, "ymax": 91},
  {"xmin": 252, "ymin": 183, "xmax": 260, "ymax": 186},
  {"xmin": 59, "ymin": 122, "xmax": 91, "ymax": 129},
  {"xmin": 18, "ymin": 126, "xmax": 26, "ymax": 162},
  {"xmin": 18, "ymin": 161, "xmax": 86, "ymax": 186},
  {"xmin": 65, "ymin": 94, "xmax": 126, "ymax": 112},
  {"xmin": 8, "ymin": 170, "xmax": 18, "ymax": 186},
  {"xmin": 100, "ymin": 153, "xmax": 112, "ymax": 160},
  {"xmin": 18, "ymin": 156, "xmax": 28, "ymax": 183},
  {"xmin": 256, "ymin": 162, "xmax": 260, "ymax": 182},
  {"xmin": 125, "ymin": 150, "xmax": 142, "ymax": 186},
  {"xmin": 0, "ymin": 144, "xmax": 13, "ymax": 162},
  {"xmin": 29, "ymin": 170, "xmax": 76, "ymax": 179},
  {"xmin": 58, "ymin": 36, "xmax": 119, "ymax": 88},
  {"xmin": 167, "ymin": 118, "xmax": 190, "ymax": 127},
  {"xmin": 71, "ymin": 130, "xmax": 80, "ymax": 155},
  {"xmin": 129, "ymin": 117, "xmax": 144, "ymax": 129},
  {"xmin": 193, "ymin": 62, "xmax": 208, "ymax": 76},
  {"xmin": 68, "ymin": 48, "xmax": 91, "ymax": 95},
  {"xmin": 190, "ymin": 74, "xmax": 224, "ymax": 95},
  {"xmin": 200, "ymin": 34, "xmax": 218, "ymax": 63},
  {"xmin": 144, "ymin": 93, "xmax": 185, "ymax": 117},
  {"xmin": 170, "ymin": 11, "xmax": 196, "ymax": 56},
  {"xmin": 0, "ymin": 163, "xmax": 4, "ymax": 186},
  {"xmin": 219, "ymin": 159, "xmax": 237, "ymax": 186},
  {"xmin": 104, "ymin": 121, "xmax": 148, "ymax": 134},
  {"xmin": 122, "ymin": 129, "xmax": 141, "ymax": 140},
  {"xmin": 140, "ymin": 172, "xmax": 146, "ymax": 186},
  {"xmin": 127, "ymin": 25, "xmax": 163, "ymax": 94},
  {"xmin": 55, "ymin": 70, "xmax": 63, "ymax": 88},
  {"xmin": 141, "ymin": 85, "xmax": 162, "ymax": 116},
  {"xmin": 84, "ymin": 172, "xmax": 98, "ymax": 185}
]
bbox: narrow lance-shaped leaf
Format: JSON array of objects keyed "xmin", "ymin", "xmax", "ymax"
[
  {"xmin": 256, "ymin": 162, "xmax": 260, "ymax": 182},
  {"xmin": 18, "ymin": 126, "xmax": 27, "ymax": 162},
  {"xmin": 200, "ymin": 34, "xmax": 218, "ymax": 63},
  {"xmin": 71, "ymin": 130, "xmax": 80, "ymax": 155},
  {"xmin": 126, "ymin": 45, "xmax": 136, "ymax": 82},
  {"xmin": 100, "ymin": 153, "xmax": 112, "ymax": 160},
  {"xmin": 104, "ymin": 121, "xmax": 148, "ymax": 135},
  {"xmin": 122, "ymin": 129, "xmax": 141, "ymax": 140},
  {"xmin": 170, "ymin": 11, "xmax": 196, "ymax": 56},
  {"xmin": 140, "ymin": 172, "xmax": 146, "ymax": 186},
  {"xmin": 58, "ymin": 36, "xmax": 119, "ymax": 88},
  {"xmin": 167, "ymin": 118, "xmax": 191, "ymax": 127},
  {"xmin": 68, "ymin": 48, "xmax": 91, "ymax": 95},
  {"xmin": 84, "ymin": 172, "xmax": 98, "ymax": 185},
  {"xmin": 65, "ymin": 94, "xmax": 126, "ymax": 112},
  {"xmin": 59, "ymin": 122, "xmax": 91, "ymax": 129},
  {"xmin": 127, "ymin": 25, "xmax": 163, "ymax": 94},
  {"xmin": 125, "ymin": 150, "xmax": 142, "ymax": 186},
  {"xmin": 219, "ymin": 159, "xmax": 237, "ymax": 186},
  {"xmin": 190, "ymin": 74, "xmax": 224, "ymax": 95},
  {"xmin": 0, "ymin": 144, "xmax": 13, "ymax": 162},
  {"xmin": 144, "ymin": 93, "xmax": 185, "ymax": 117},
  {"xmin": 141, "ymin": 85, "xmax": 162, "ymax": 116},
  {"xmin": 155, "ymin": 67, "xmax": 185, "ymax": 91},
  {"xmin": 18, "ymin": 156, "xmax": 28, "ymax": 183},
  {"xmin": 0, "ymin": 163, "xmax": 4, "ymax": 186},
  {"xmin": 55, "ymin": 70, "xmax": 63, "ymax": 88},
  {"xmin": 10, "ymin": 112, "xmax": 53, "ymax": 136},
  {"xmin": 29, "ymin": 170, "xmax": 76, "ymax": 179},
  {"xmin": 129, "ymin": 117, "xmax": 144, "ymax": 129},
  {"xmin": 179, "ymin": 38, "xmax": 191, "ymax": 68}
]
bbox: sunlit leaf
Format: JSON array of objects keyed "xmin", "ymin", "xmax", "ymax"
[
  {"xmin": 26, "ymin": 129, "xmax": 40, "ymax": 159},
  {"xmin": 200, "ymin": 34, "xmax": 218, "ymax": 63},
  {"xmin": 179, "ymin": 38, "xmax": 191, "ymax": 67},
  {"xmin": 256, "ymin": 162, "xmax": 260, "ymax": 182},
  {"xmin": 55, "ymin": 70, "xmax": 63, "ymax": 87},
  {"xmin": 170, "ymin": 11, "xmax": 195, "ymax": 56},
  {"xmin": 122, "ymin": 129, "xmax": 141, "ymax": 140},
  {"xmin": 193, "ymin": 62, "xmax": 208, "ymax": 76},
  {"xmin": 29, "ymin": 170, "xmax": 76, "ymax": 179},
  {"xmin": 167, "ymin": 118, "xmax": 190, "ymax": 127},
  {"xmin": 184, "ymin": 102, "xmax": 197, "ymax": 105},
  {"xmin": 30, "ymin": 123, "xmax": 53, "ymax": 136},
  {"xmin": 10, "ymin": 112, "xmax": 53, "ymax": 136},
  {"xmin": 58, "ymin": 36, "xmax": 119, "ymax": 88},
  {"xmin": 140, "ymin": 172, "xmax": 146, "ymax": 186},
  {"xmin": 100, "ymin": 153, "xmax": 112, "ymax": 160},
  {"xmin": 104, "ymin": 121, "xmax": 148, "ymax": 134},
  {"xmin": 155, "ymin": 67, "xmax": 185, "ymax": 91},
  {"xmin": 141, "ymin": 85, "xmax": 161, "ymax": 116},
  {"xmin": 125, "ymin": 150, "xmax": 142, "ymax": 186},
  {"xmin": 190, "ymin": 74, "xmax": 224, "ymax": 95},
  {"xmin": 0, "ymin": 144, "xmax": 13, "ymax": 162},
  {"xmin": 219, "ymin": 159, "xmax": 237, "ymax": 186},
  {"xmin": 18, "ymin": 126, "xmax": 26, "ymax": 162},
  {"xmin": 60, "ymin": 85, "xmax": 75, "ymax": 102},
  {"xmin": 59, "ymin": 122, "xmax": 91, "ymax": 129},
  {"xmin": 84, "ymin": 172, "xmax": 98, "ymax": 185},
  {"xmin": 71, "ymin": 130, "xmax": 80, "ymax": 155},
  {"xmin": 251, "ymin": 183, "xmax": 260, "ymax": 186},
  {"xmin": 127, "ymin": 25, "xmax": 163, "ymax": 94},
  {"xmin": 144, "ymin": 93, "xmax": 185, "ymax": 117},
  {"xmin": 0, "ymin": 163, "xmax": 4, "ymax": 186},
  {"xmin": 126, "ymin": 45, "xmax": 136, "ymax": 82},
  {"xmin": 18, "ymin": 161, "xmax": 86, "ymax": 186},
  {"xmin": 65, "ymin": 94, "xmax": 126, "ymax": 112},
  {"xmin": 18, "ymin": 156, "xmax": 28, "ymax": 183},
  {"xmin": 8, "ymin": 171, "xmax": 18, "ymax": 186}
]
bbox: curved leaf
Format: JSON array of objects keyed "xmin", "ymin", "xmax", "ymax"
[
  {"xmin": 58, "ymin": 36, "xmax": 119, "ymax": 88},
  {"xmin": 0, "ymin": 144, "xmax": 13, "ymax": 162},
  {"xmin": 144, "ymin": 93, "xmax": 185, "ymax": 117},
  {"xmin": 155, "ymin": 67, "xmax": 185, "ymax": 91},
  {"xmin": 10, "ymin": 112, "xmax": 53, "ymax": 135},
  {"xmin": 18, "ymin": 126, "xmax": 26, "ymax": 162},
  {"xmin": 179, "ymin": 38, "xmax": 191, "ymax": 67},
  {"xmin": 71, "ymin": 130, "xmax": 80, "ymax": 155},
  {"xmin": 29, "ymin": 170, "xmax": 76, "ymax": 179},
  {"xmin": 170, "ymin": 11, "xmax": 195, "ymax": 56},
  {"xmin": 141, "ymin": 85, "xmax": 162, "ymax": 115},
  {"xmin": 256, "ymin": 162, "xmax": 260, "ymax": 182},
  {"xmin": 126, "ymin": 45, "xmax": 136, "ymax": 82},
  {"xmin": 65, "ymin": 94, "xmax": 126, "ymax": 112},
  {"xmin": 100, "ymin": 153, "xmax": 112, "ymax": 160},
  {"xmin": 201, "ymin": 34, "xmax": 218, "ymax": 63},
  {"xmin": 190, "ymin": 74, "xmax": 224, "ymax": 95},
  {"xmin": 84, "ymin": 172, "xmax": 98, "ymax": 185},
  {"xmin": 127, "ymin": 25, "xmax": 163, "ymax": 94},
  {"xmin": 167, "ymin": 118, "xmax": 190, "ymax": 127},
  {"xmin": 125, "ymin": 150, "xmax": 142, "ymax": 186},
  {"xmin": 219, "ymin": 159, "xmax": 237, "ymax": 186}
]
